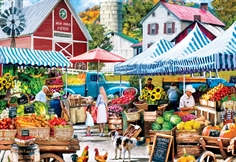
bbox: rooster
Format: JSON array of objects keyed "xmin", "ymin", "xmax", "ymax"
[
  {"xmin": 94, "ymin": 148, "xmax": 108, "ymax": 162},
  {"xmin": 71, "ymin": 146, "xmax": 89, "ymax": 162}
]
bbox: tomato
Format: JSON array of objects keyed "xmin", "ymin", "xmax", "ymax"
[
  {"xmin": 9, "ymin": 125, "xmax": 14, "ymax": 130},
  {"xmin": 6, "ymin": 118, "xmax": 12, "ymax": 124},
  {"xmin": 0, "ymin": 125, "xmax": 3, "ymax": 129}
]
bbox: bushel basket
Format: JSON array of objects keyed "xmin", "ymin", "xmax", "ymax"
[
  {"xmin": 124, "ymin": 109, "xmax": 143, "ymax": 122},
  {"xmin": 133, "ymin": 102, "xmax": 148, "ymax": 110}
]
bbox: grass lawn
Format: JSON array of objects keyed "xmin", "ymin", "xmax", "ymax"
[{"xmin": 106, "ymin": 71, "xmax": 236, "ymax": 87}]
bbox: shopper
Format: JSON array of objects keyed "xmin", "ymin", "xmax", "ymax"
[
  {"xmin": 35, "ymin": 86, "xmax": 49, "ymax": 103},
  {"xmin": 179, "ymin": 85, "xmax": 198, "ymax": 112},
  {"xmin": 85, "ymin": 105, "xmax": 94, "ymax": 136},
  {"xmin": 167, "ymin": 82, "xmax": 182, "ymax": 112},
  {"xmin": 144, "ymin": 78, "xmax": 155, "ymax": 90},
  {"xmin": 96, "ymin": 86, "xmax": 108, "ymax": 137},
  {"xmin": 50, "ymin": 92, "xmax": 63, "ymax": 118}
]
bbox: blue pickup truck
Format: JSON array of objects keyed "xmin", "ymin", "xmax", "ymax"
[{"xmin": 64, "ymin": 71, "xmax": 130, "ymax": 98}]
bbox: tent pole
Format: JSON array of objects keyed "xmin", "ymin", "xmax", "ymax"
[
  {"xmin": 120, "ymin": 75, "xmax": 122, "ymax": 95},
  {"xmin": 65, "ymin": 67, "xmax": 68, "ymax": 96},
  {"xmin": 97, "ymin": 60, "xmax": 100, "ymax": 96},
  {"xmin": 139, "ymin": 75, "xmax": 142, "ymax": 95},
  {"xmin": 183, "ymin": 74, "xmax": 186, "ymax": 94}
]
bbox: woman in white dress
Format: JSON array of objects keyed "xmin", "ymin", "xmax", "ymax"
[
  {"xmin": 85, "ymin": 105, "xmax": 94, "ymax": 136},
  {"xmin": 96, "ymin": 86, "xmax": 108, "ymax": 137}
]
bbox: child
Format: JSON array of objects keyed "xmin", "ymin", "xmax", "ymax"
[{"xmin": 85, "ymin": 105, "xmax": 94, "ymax": 136}]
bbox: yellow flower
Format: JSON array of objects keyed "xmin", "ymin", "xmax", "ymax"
[
  {"xmin": 144, "ymin": 95, "xmax": 148, "ymax": 100},
  {"xmin": 11, "ymin": 82, "xmax": 14, "ymax": 88},
  {"xmin": 151, "ymin": 90, "xmax": 156, "ymax": 95},
  {"xmin": 155, "ymin": 87, "xmax": 162, "ymax": 93},
  {"xmin": 1, "ymin": 78, "xmax": 7, "ymax": 85},
  {"xmin": 155, "ymin": 93, "xmax": 162, "ymax": 100},
  {"xmin": 0, "ymin": 82, "xmax": 3, "ymax": 91},
  {"xmin": 150, "ymin": 94, "xmax": 156, "ymax": 102},
  {"xmin": 147, "ymin": 90, "xmax": 152, "ymax": 97},
  {"xmin": 4, "ymin": 73, "xmax": 11, "ymax": 78},
  {"xmin": 5, "ymin": 83, "xmax": 11, "ymax": 89}
]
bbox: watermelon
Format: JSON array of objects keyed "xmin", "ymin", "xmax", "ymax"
[
  {"xmin": 156, "ymin": 116, "xmax": 164, "ymax": 124},
  {"xmin": 170, "ymin": 114, "xmax": 182, "ymax": 125},
  {"xmin": 162, "ymin": 122, "xmax": 173, "ymax": 130},
  {"xmin": 151, "ymin": 123, "xmax": 162, "ymax": 130},
  {"xmin": 163, "ymin": 112, "xmax": 173, "ymax": 122}
]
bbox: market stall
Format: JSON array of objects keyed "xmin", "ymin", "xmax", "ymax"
[{"xmin": 0, "ymin": 46, "xmax": 80, "ymax": 161}]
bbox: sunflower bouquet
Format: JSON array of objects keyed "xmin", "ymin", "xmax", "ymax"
[
  {"xmin": 139, "ymin": 87, "xmax": 166, "ymax": 105},
  {"xmin": 0, "ymin": 73, "xmax": 16, "ymax": 95}
]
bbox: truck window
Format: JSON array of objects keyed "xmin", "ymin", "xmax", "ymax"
[{"xmin": 91, "ymin": 75, "xmax": 103, "ymax": 82}]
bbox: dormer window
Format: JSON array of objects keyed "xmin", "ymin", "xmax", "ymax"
[
  {"xmin": 167, "ymin": 12, "xmax": 170, "ymax": 16},
  {"xmin": 152, "ymin": 12, "xmax": 156, "ymax": 17}
]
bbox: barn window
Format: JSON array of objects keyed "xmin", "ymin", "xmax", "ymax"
[
  {"xmin": 148, "ymin": 23, "xmax": 159, "ymax": 35},
  {"xmin": 164, "ymin": 22, "xmax": 175, "ymax": 34},
  {"xmin": 152, "ymin": 12, "xmax": 156, "ymax": 17}
]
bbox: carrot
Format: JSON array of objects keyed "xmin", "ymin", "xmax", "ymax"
[{"xmin": 19, "ymin": 124, "xmax": 37, "ymax": 128}]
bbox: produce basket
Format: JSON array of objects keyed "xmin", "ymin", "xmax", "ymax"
[
  {"xmin": 0, "ymin": 129, "xmax": 17, "ymax": 139},
  {"xmin": 123, "ymin": 124, "xmax": 142, "ymax": 138},
  {"xmin": 124, "ymin": 109, "xmax": 143, "ymax": 122},
  {"xmin": 15, "ymin": 138, "xmax": 35, "ymax": 147},
  {"xmin": 133, "ymin": 102, "xmax": 148, "ymax": 110},
  {"xmin": 122, "ymin": 87, "xmax": 138, "ymax": 96},
  {"xmin": 8, "ymin": 92, "xmax": 29, "ymax": 107},
  {"xmin": 52, "ymin": 127, "xmax": 74, "ymax": 139},
  {"xmin": 17, "ymin": 127, "xmax": 50, "ymax": 140}
]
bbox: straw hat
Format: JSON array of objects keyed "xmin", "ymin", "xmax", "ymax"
[
  {"xmin": 186, "ymin": 85, "xmax": 196, "ymax": 93},
  {"xmin": 52, "ymin": 92, "xmax": 62, "ymax": 99}
]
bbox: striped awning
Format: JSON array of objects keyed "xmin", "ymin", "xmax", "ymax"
[
  {"xmin": 114, "ymin": 38, "xmax": 173, "ymax": 75},
  {"xmin": 0, "ymin": 46, "xmax": 72, "ymax": 67},
  {"xmin": 174, "ymin": 22, "xmax": 236, "ymax": 74},
  {"xmin": 140, "ymin": 23, "xmax": 211, "ymax": 75}
]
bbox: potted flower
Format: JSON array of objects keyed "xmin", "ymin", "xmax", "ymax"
[
  {"xmin": 108, "ymin": 105, "xmax": 123, "ymax": 117},
  {"xmin": 139, "ymin": 87, "xmax": 166, "ymax": 105}
]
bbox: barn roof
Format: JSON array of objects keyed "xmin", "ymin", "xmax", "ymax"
[
  {"xmin": 107, "ymin": 32, "xmax": 139, "ymax": 44},
  {"xmin": 0, "ymin": 0, "xmax": 92, "ymax": 40},
  {"xmin": 140, "ymin": 2, "xmax": 225, "ymax": 27}
]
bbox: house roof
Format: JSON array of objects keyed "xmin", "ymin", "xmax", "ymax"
[
  {"xmin": 0, "ymin": 0, "xmax": 92, "ymax": 40},
  {"xmin": 108, "ymin": 32, "xmax": 139, "ymax": 44},
  {"xmin": 171, "ymin": 21, "xmax": 225, "ymax": 42},
  {"xmin": 131, "ymin": 41, "xmax": 142, "ymax": 47},
  {"xmin": 140, "ymin": 2, "xmax": 225, "ymax": 27}
]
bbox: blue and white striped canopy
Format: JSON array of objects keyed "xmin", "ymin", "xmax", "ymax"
[
  {"xmin": 140, "ymin": 24, "xmax": 211, "ymax": 75},
  {"xmin": 0, "ymin": 46, "xmax": 72, "ymax": 67},
  {"xmin": 114, "ymin": 38, "xmax": 173, "ymax": 75},
  {"xmin": 174, "ymin": 22, "xmax": 236, "ymax": 74}
]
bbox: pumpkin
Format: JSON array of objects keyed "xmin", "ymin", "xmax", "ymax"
[
  {"xmin": 222, "ymin": 123, "xmax": 236, "ymax": 131},
  {"xmin": 219, "ymin": 130, "xmax": 234, "ymax": 139},
  {"xmin": 202, "ymin": 125, "xmax": 221, "ymax": 137},
  {"xmin": 177, "ymin": 148, "xmax": 195, "ymax": 162}
]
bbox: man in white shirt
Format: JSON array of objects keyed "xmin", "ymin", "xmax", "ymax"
[
  {"xmin": 179, "ymin": 85, "xmax": 198, "ymax": 112},
  {"xmin": 35, "ymin": 86, "xmax": 49, "ymax": 103}
]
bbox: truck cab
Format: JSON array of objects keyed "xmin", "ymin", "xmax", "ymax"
[{"xmin": 64, "ymin": 70, "xmax": 130, "ymax": 98}]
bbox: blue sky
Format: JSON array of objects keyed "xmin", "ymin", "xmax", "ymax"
[{"xmin": 2, "ymin": 0, "xmax": 213, "ymax": 13}]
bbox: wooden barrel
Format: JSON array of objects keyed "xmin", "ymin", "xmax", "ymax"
[
  {"xmin": 108, "ymin": 116, "xmax": 123, "ymax": 133},
  {"xmin": 70, "ymin": 108, "xmax": 77, "ymax": 124},
  {"xmin": 9, "ymin": 144, "xmax": 40, "ymax": 162}
]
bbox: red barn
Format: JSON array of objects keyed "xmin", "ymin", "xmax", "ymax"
[{"xmin": 0, "ymin": 0, "xmax": 92, "ymax": 59}]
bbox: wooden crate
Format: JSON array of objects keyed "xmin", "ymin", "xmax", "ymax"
[
  {"xmin": 177, "ymin": 144, "xmax": 202, "ymax": 158},
  {"xmin": 149, "ymin": 127, "xmax": 176, "ymax": 143},
  {"xmin": 176, "ymin": 126, "xmax": 204, "ymax": 143},
  {"xmin": 17, "ymin": 127, "xmax": 50, "ymax": 140},
  {"xmin": 144, "ymin": 121, "xmax": 153, "ymax": 138},
  {"xmin": 144, "ymin": 110, "xmax": 162, "ymax": 121},
  {"xmin": 199, "ymin": 99, "xmax": 208, "ymax": 106},
  {"xmin": 123, "ymin": 124, "xmax": 142, "ymax": 138},
  {"xmin": 208, "ymin": 100, "xmax": 217, "ymax": 108},
  {"xmin": 108, "ymin": 116, "xmax": 123, "ymax": 130}
]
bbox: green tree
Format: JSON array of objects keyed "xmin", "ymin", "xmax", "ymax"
[
  {"xmin": 211, "ymin": 0, "xmax": 236, "ymax": 28},
  {"xmin": 129, "ymin": 75, "xmax": 145, "ymax": 94},
  {"xmin": 86, "ymin": 23, "xmax": 113, "ymax": 71}
]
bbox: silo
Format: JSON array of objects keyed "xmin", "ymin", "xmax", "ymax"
[{"xmin": 100, "ymin": 0, "xmax": 123, "ymax": 33}]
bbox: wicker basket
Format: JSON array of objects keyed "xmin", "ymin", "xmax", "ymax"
[
  {"xmin": 133, "ymin": 102, "xmax": 148, "ymax": 110},
  {"xmin": 8, "ymin": 92, "xmax": 29, "ymax": 107},
  {"xmin": 17, "ymin": 127, "xmax": 50, "ymax": 140},
  {"xmin": 52, "ymin": 127, "xmax": 74, "ymax": 139},
  {"xmin": 15, "ymin": 138, "xmax": 35, "ymax": 147},
  {"xmin": 0, "ymin": 129, "xmax": 17, "ymax": 139},
  {"xmin": 124, "ymin": 109, "xmax": 143, "ymax": 122}
]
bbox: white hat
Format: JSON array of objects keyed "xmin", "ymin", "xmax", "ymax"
[
  {"xmin": 52, "ymin": 92, "xmax": 62, "ymax": 99},
  {"xmin": 42, "ymin": 85, "xmax": 49, "ymax": 90},
  {"xmin": 186, "ymin": 85, "xmax": 196, "ymax": 93}
]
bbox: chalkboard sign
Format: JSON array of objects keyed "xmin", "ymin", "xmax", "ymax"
[
  {"xmin": 48, "ymin": 108, "xmax": 55, "ymax": 115},
  {"xmin": 24, "ymin": 105, "xmax": 35, "ymax": 114},
  {"xmin": 21, "ymin": 130, "xmax": 29, "ymax": 136},
  {"xmin": 149, "ymin": 133, "xmax": 173, "ymax": 162},
  {"xmin": 18, "ymin": 96, "xmax": 28, "ymax": 105},
  {"xmin": 9, "ymin": 107, "xmax": 17, "ymax": 118}
]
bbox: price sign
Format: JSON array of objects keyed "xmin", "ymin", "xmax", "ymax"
[
  {"xmin": 24, "ymin": 105, "xmax": 35, "ymax": 114},
  {"xmin": 9, "ymin": 107, "xmax": 17, "ymax": 118},
  {"xmin": 21, "ymin": 130, "xmax": 29, "ymax": 136},
  {"xmin": 18, "ymin": 96, "xmax": 28, "ymax": 105},
  {"xmin": 48, "ymin": 108, "xmax": 55, "ymax": 115},
  {"xmin": 149, "ymin": 133, "xmax": 173, "ymax": 162}
]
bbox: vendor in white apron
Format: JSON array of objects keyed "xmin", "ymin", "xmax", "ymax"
[{"xmin": 179, "ymin": 85, "xmax": 198, "ymax": 113}]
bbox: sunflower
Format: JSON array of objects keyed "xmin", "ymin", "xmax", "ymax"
[
  {"xmin": 151, "ymin": 90, "xmax": 156, "ymax": 95},
  {"xmin": 144, "ymin": 95, "xmax": 148, "ymax": 100},
  {"xmin": 4, "ymin": 73, "xmax": 10, "ymax": 78},
  {"xmin": 5, "ymin": 83, "xmax": 11, "ymax": 89},
  {"xmin": 155, "ymin": 93, "xmax": 162, "ymax": 100},
  {"xmin": 11, "ymin": 82, "xmax": 14, "ymax": 88},
  {"xmin": 1, "ymin": 78, "xmax": 7, "ymax": 85},
  {"xmin": 150, "ymin": 94, "xmax": 156, "ymax": 102},
  {"xmin": 147, "ymin": 90, "xmax": 152, "ymax": 97},
  {"xmin": 0, "ymin": 82, "xmax": 3, "ymax": 91},
  {"xmin": 155, "ymin": 87, "xmax": 162, "ymax": 93}
]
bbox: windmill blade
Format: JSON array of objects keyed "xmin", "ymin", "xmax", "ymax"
[
  {"xmin": 19, "ymin": 15, "xmax": 24, "ymax": 19},
  {"xmin": 15, "ymin": 28, "xmax": 20, "ymax": 35},
  {"xmin": 2, "ymin": 26, "xmax": 10, "ymax": 34},
  {"xmin": 9, "ymin": 7, "xmax": 16, "ymax": 15},
  {"xmin": 16, "ymin": 9, "xmax": 22, "ymax": 16},
  {"xmin": 6, "ymin": 28, "xmax": 12, "ymax": 36},
  {"xmin": 4, "ymin": 9, "xmax": 10, "ymax": 16},
  {"xmin": 19, "ymin": 17, "xmax": 26, "ymax": 22},
  {"xmin": 1, "ymin": 14, "xmax": 8, "ymax": 19},
  {"xmin": 19, "ymin": 22, "xmax": 26, "ymax": 28},
  {"xmin": 18, "ymin": 26, "xmax": 24, "ymax": 32},
  {"xmin": 1, "ymin": 24, "xmax": 7, "ymax": 28}
]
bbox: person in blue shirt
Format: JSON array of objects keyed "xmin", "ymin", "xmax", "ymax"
[
  {"xmin": 35, "ymin": 86, "xmax": 49, "ymax": 103},
  {"xmin": 50, "ymin": 92, "xmax": 63, "ymax": 118},
  {"xmin": 167, "ymin": 82, "xmax": 182, "ymax": 112}
]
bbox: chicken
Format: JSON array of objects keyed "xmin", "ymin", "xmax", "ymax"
[
  {"xmin": 94, "ymin": 148, "xmax": 108, "ymax": 162},
  {"xmin": 71, "ymin": 146, "xmax": 89, "ymax": 162}
]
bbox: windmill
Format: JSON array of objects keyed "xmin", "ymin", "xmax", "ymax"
[{"xmin": 0, "ymin": 0, "xmax": 26, "ymax": 48}]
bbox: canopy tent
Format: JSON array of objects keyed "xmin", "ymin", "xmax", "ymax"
[
  {"xmin": 174, "ymin": 22, "xmax": 236, "ymax": 74},
  {"xmin": 114, "ymin": 38, "xmax": 173, "ymax": 75},
  {"xmin": 140, "ymin": 24, "xmax": 212, "ymax": 75},
  {"xmin": 0, "ymin": 46, "xmax": 72, "ymax": 67}
]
